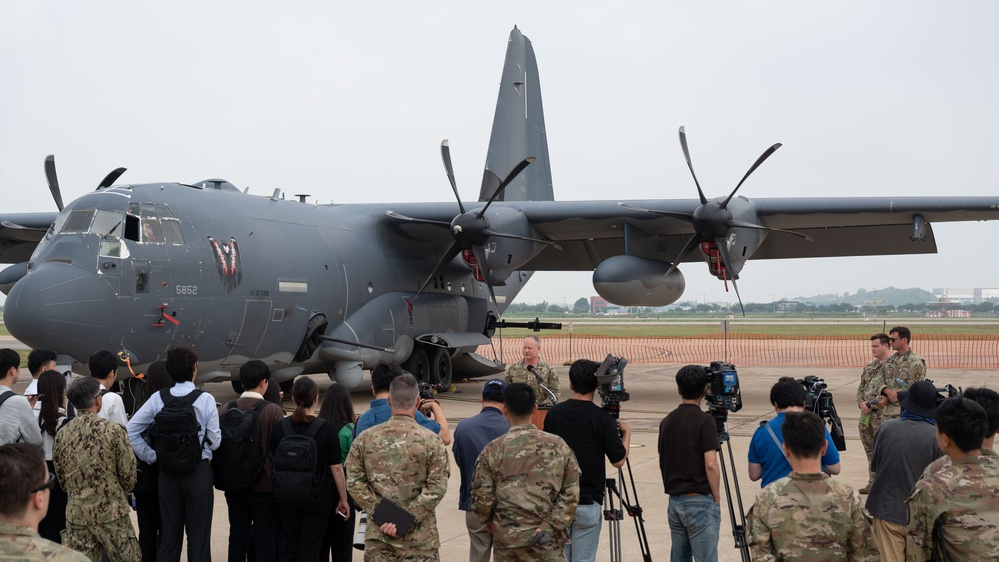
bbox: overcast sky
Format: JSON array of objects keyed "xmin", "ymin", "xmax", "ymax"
[{"xmin": 2, "ymin": 2, "xmax": 997, "ymax": 306}]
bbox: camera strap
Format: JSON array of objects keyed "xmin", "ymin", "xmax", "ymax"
[{"xmin": 765, "ymin": 421, "xmax": 783, "ymax": 450}]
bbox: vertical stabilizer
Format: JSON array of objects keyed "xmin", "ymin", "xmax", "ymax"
[{"xmin": 479, "ymin": 27, "xmax": 554, "ymax": 203}]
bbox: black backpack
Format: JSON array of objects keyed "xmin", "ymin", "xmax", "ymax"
[
  {"xmin": 212, "ymin": 399, "xmax": 268, "ymax": 492},
  {"xmin": 149, "ymin": 389, "xmax": 206, "ymax": 475},
  {"xmin": 272, "ymin": 417, "xmax": 326, "ymax": 507}
]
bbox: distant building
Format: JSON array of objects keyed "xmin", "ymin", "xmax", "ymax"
[
  {"xmin": 931, "ymin": 288, "xmax": 999, "ymax": 304},
  {"xmin": 589, "ymin": 296, "xmax": 626, "ymax": 315}
]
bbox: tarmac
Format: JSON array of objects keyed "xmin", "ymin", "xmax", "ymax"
[{"xmin": 15, "ymin": 362, "xmax": 993, "ymax": 561}]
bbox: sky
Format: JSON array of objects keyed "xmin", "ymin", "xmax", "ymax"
[{"xmin": 1, "ymin": 1, "xmax": 997, "ymax": 306}]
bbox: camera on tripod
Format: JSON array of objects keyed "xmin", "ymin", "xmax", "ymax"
[
  {"xmin": 595, "ymin": 354, "xmax": 630, "ymax": 419},
  {"xmin": 705, "ymin": 361, "xmax": 743, "ymax": 433},
  {"xmin": 796, "ymin": 375, "xmax": 846, "ymax": 451}
]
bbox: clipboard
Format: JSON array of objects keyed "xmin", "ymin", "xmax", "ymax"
[{"xmin": 372, "ymin": 497, "xmax": 416, "ymax": 537}]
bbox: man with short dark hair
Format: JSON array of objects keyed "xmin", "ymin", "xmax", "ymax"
[
  {"xmin": 866, "ymin": 380, "xmax": 943, "ymax": 562},
  {"xmin": 346, "ymin": 373, "xmax": 450, "ymax": 560},
  {"xmin": 505, "ymin": 336, "xmax": 559, "ymax": 405},
  {"xmin": 217, "ymin": 360, "xmax": 285, "ymax": 562},
  {"xmin": 857, "ymin": 333, "xmax": 892, "ymax": 492},
  {"xmin": 88, "ymin": 350, "xmax": 127, "ymax": 425},
  {"xmin": 543, "ymin": 359, "xmax": 629, "ymax": 562},
  {"xmin": 126, "ymin": 346, "xmax": 220, "ymax": 562},
  {"xmin": 473, "ymin": 383, "xmax": 580, "ymax": 561},
  {"xmin": 23, "ymin": 348, "xmax": 57, "ymax": 403},
  {"xmin": 875, "ymin": 326, "xmax": 926, "ymax": 421},
  {"xmin": 747, "ymin": 411, "xmax": 878, "ymax": 561},
  {"xmin": 748, "ymin": 377, "xmax": 841, "ymax": 488},
  {"xmin": 658, "ymin": 365, "xmax": 720, "ymax": 562},
  {"xmin": 53, "ymin": 377, "xmax": 140, "ymax": 561},
  {"xmin": 0, "ymin": 443, "xmax": 89, "ymax": 561},
  {"xmin": 453, "ymin": 378, "xmax": 511, "ymax": 562},
  {"xmin": 0, "ymin": 347, "xmax": 42, "ymax": 446},
  {"xmin": 922, "ymin": 387, "xmax": 999, "ymax": 477},
  {"xmin": 355, "ymin": 362, "xmax": 451, "ymax": 444},
  {"xmin": 907, "ymin": 397, "xmax": 999, "ymax": 559}
]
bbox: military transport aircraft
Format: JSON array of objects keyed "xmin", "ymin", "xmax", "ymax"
[{"xmin": 3, "ymin": 26, "xmax": 999, "ymax": 391}]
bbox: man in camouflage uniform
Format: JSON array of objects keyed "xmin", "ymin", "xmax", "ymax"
[
  {"xmin": 856, "ymin": 333, "xmax": 892, "ymax": 493},
  {"xmin": 505, "ymin": 336, "xmax": 559, "ymax": 405},
  {"xmin": 472, "ymin": 383, "xmax": 580, "ymax": 562},
  {"xmin": 346, "ymin": 373, "xmax": 450, "ymax": 561},
  {"xmin": 873, "ymin": 326, "xmax": 926, "ymax": 420},
  {"xmin": 907, "ymin": 396, "xmax": 999, "ymax": 560},
  {"xmin": 0, "ymin": 443, "xmax": 89, "ymax": 561},
  {"xmin": 921, "ymin": 387, "xmax": 999, "ymax": 477},
  {"xmin": 53, "ymin": 377, "xmax": 139, "ymax": 562},
  {"xmin": 747, "ymin": 411, "xmax": 878, "ymax": 562}
]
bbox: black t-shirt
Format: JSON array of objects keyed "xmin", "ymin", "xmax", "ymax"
[
  {"xmin": 270, "ymin": 417, "xmax": 342, "ymax": 501},
  {"xmin": 543, "ymin": 399, "xmax": 626, "ymax": 501},
  {"xmin": 658, "ymin": 404, "xmax": 719, "ymax": 496}
]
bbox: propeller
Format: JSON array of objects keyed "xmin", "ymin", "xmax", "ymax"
[
  {"xmin": 634, "ymin": 127, "xmax": 813, "ymax": 315},
  {"xmin": 44, "ymin": 155, "xmax": 128, "ymax": 212},
  {"xmin": 391, "ymin": 140, "xmax": 561, "ymax": 311}
]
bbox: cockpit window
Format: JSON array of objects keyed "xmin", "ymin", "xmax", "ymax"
[
  {"xmin": 124, "ymin": 203, "xmax": 185, "ymax": 245},
  {"xmin": 60, "ymin": 210, "xmax": 96, "ymax": 234},
  {"xmin": 92, "ymin": 211, "xmax": 122, "ymax": 237}
]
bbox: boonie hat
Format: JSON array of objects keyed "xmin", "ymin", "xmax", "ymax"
[
  {"xmin": 898, "ymin": 380, "xmax": 939, "ymax": 418},
  {"xmin": 482, "ymin": 378, "xmax": 507, "ymax": 402}
]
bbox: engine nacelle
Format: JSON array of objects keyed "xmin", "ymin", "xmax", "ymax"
[{"xmin": 592, "ymin": 255, "xmax": 685, "ymax": 306}]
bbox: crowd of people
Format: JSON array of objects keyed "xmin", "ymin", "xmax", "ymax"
[{"xmin": 0, "ymin": 326, "xmax": 997, "ymax": 562}]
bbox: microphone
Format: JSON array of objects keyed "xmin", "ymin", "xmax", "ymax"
[{"xmin": 527, "ymin": 364, "xmax": 558, "ymax": 406}]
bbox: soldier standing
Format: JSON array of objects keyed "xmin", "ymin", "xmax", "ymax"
[
  {"xmin": 505, "ymin": 336, "xmax": 559, "ymax": 405},
  {"xmin": 856, "ymin": 333, "xmax": 892, "ymax": 493},
  {"xmin": 472, "ymin": 383, "xmax": 580, "ymax": 562},
  {"xmin": 0, "ymin": 443, "xmax": 89, "ymax": 561},
  {"xmin": 746, "ymin": 411, "xmax": 878, "ymax": 561},
  {"xmin": 874, "ymin": 326, "xmax": 926, "ymax": 420},
  {"xmin": 53, "ymin": 377, "xmax": 140, "ymax": 562},
  {"xmin": 346, "ymin": 373, "xmax": 450, "ymax": 561}
]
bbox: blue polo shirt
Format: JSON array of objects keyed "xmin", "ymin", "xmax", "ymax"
[
  {"xmin": 747, "ymin": 411, "xmax": 841, "ymax": 487},
  {"xmin": 452, "ymin": 406, "xmax": 510, "ymax": 510},
  {"xmin": 354, "ymin": 397, "xmax": 440, "ymax": 436}
]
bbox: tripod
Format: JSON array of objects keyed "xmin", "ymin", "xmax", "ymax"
[
  {"xmin": 603, "ymin": 458, "xmax": 652, "ymax": 562},
  {"xmin": 716, "ymin": 431, "xmax": 751, "ymax": 562}
]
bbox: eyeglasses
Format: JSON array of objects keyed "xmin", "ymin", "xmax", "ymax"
[
  {"xmin": 31, "ymin": 471, "xmax": 56, "ymax": 494},
  {"xmin": 888, "ymin": 337, "xmax": 899, "ymax": 342}
]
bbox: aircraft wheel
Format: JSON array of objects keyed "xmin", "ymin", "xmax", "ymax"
[
  {"xmin": 406, "ymin": 346, "xmax": 431, "ymax": 383},
  {"xmin": 231, "ymin": 380, "xmax": 245, "ymax": 394},
  {"xmin": 431, "ymin": 347, "xmax": 453, "ymax": 388}
]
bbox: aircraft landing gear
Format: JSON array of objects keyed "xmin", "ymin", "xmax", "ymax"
[
  {"xmin": 405, "ymin": 346, "xmax": 430, "ymax": 383},
  {"xmin": 430, "ymin": 347, "xmax": 452, "ymax": 388}
]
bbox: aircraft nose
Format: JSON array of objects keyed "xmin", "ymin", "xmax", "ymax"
[{"xmin": 4, "ymin": 263, "xmax": 116, "ymax": 357}]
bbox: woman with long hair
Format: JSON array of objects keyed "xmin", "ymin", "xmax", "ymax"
[
  {"xmin": 270, "ymin": 377, "xmax": 349, "ymax": 562},
  {"xmin": 134, "ymin": 360, "xmax": 173, "ymax": 562},
  {"xmin": 36, "ymin": 369, "xmax": 69, "ymax": 543},
  {"xmin": 317, "ymin": 383, "xmax": 357, "ymax": 561}
]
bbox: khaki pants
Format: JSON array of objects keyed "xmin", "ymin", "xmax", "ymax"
[{"xmin": 872, "ymin": 518, "xmax": 907, "ymax": 562}]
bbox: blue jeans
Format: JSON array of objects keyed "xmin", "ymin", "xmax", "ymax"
[
  {"xmin": 564, "ymin": 501, "xmax": 602, "ymax": 562},
  {"xmin": 667, "ymin": 495, "xmax": 720, "ymax": 562}
]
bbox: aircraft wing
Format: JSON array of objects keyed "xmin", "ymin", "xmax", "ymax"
[{"xmin": 0, "ymin": 212, "xmax": 57, "ymax": 263}]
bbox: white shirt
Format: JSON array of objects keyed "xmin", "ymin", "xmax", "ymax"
[
  {"xmin": 96, "ymin": 382, "xmax": 128, "ymax": 426},
  {"xmin": 0, "ymin": 384, "xmax": 43, "ymax": 446},
  {"xmin": 126, "ymin": 381, "xmax": 221, "ymax": 464}
]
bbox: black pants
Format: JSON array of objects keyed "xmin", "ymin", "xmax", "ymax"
[
  {"xmin": 320, "ymin": 505, "xmax": 355, "ymax": 562},
  {"xmin": 157, "ymin": 460, "xmax": 213, "ymax": 562},
  {"xmin": 38, "ymin": 460, "xmax": 67, "ymax": 544},
  {"xmin": 135, "ymin": 488, "xmax": 160, "ymax": 562},
  {"xmin": 279, "ymin": 499, "xmax": 331, "ymax": 562},
  {"xmin": 225, "ymin": 489, "xmax": 277, "ymax": 562}
]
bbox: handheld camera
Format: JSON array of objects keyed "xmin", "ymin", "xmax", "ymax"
[{"xmin": 797, "ymin": 375, "xmax": 846, "ymax": 451}]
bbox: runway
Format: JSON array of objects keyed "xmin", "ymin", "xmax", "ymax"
[{"xmin": 12, "ymin": 361, "xmax": 990, "ymax": 561}]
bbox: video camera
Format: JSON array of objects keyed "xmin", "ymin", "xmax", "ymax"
[
  {"xmin": 595, "ymin": 354, "xmax": 630, "ymax": 419},
  {"xmin": 797, "ymin": 375, "xmax": 846, "ymax": 451},
  {"xmin": 705, "ymin": 361, "xmax": 743, "ymax": 433},
  {"xmin": 418, "ymin": 382, "xmax": 442, "ymax": 401}
]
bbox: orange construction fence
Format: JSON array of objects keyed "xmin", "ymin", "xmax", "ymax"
[{"xmin": 476, "ymin": 334, "xmax": 999, "ymax": 370}]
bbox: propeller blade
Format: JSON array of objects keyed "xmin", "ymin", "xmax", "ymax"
[
  {"xmin": 473, "ymin": 244, "xmax": 499, "ymax": 312},
  {"xmin": 482, "ymin": 228, "xmax": 563, "ymax": 250},
  {"xmin": 97, "ymin": 167, "xmax": 127, "ymax": 189},
  {"xmin": 416, "ymin": 242, "xmax": 463, "ymax": 297},
  {"xmin": 726, "ymin": 219, "xmax": 813, "ymax": 241},
  {"xmin": 720, "ymin": 142, "xmax": 782, "ymax": 209},
  {"xmin": 440, "ymin": 140, "xmax": 466, "ymax": 214},
  {"xmin": 648, "ymin": 234, "xmax": 701, "ymax": 296},
  {"xmin": 713, "ymin": 236, "xmax": 745, "ymax": 316},
  {"xmin": 679, "ymin": 127, "xmax": 708, "ymax": 205},
  {"xmin": 617, "ymin": 202, "xmax": 696, "ymax": 222},
  {"xmin": 476, "ymin": 157, "xmax": 535, "ymax": 218},
  {"xmin": 384, "ymin": 210, "xmax": 451, "ymax": 226},
  {"xmin": 44, "ymin": 155, "xmax": 64, "ymax": 212}
]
